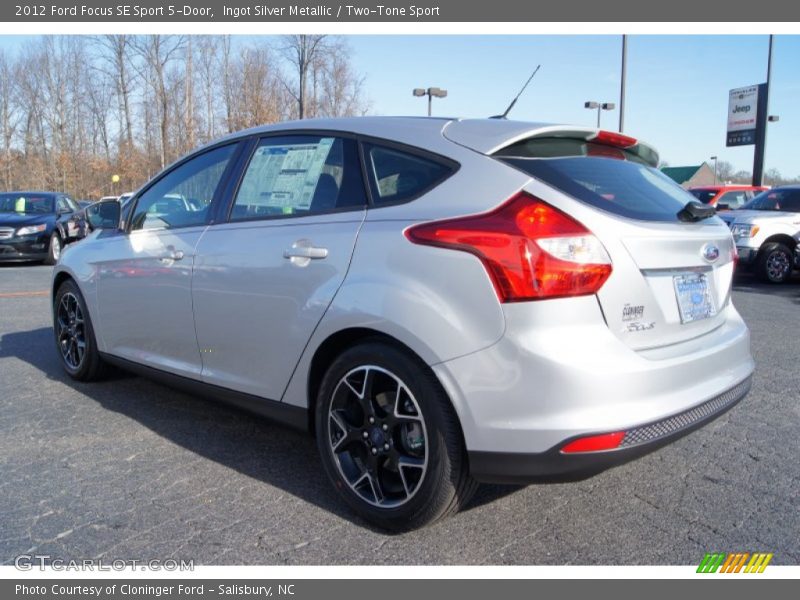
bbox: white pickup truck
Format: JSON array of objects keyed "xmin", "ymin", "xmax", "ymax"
[{"xmin": 718, "ymin": 186, "xmax": 800, "ymax": 283}]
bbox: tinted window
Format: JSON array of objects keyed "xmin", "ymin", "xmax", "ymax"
[
  {"xmin": 231, "ymin": 136, "xmax": 366, "ymax": 220},
  {"xmin": 717, "ymin": 190, "xmax": 748, "ymax": 209},
  {"xmin": 690, "ymin": 189, "xmax": 718, "ymax": 204},
  {"xmin": 742, "ymin": 189, "xmax": 800, "ymax": 212},
  {"xmin": 495, "ymin": 139, "xmax": 695, "ymax": 222},
  {"xmin": 130, "ymin": 144, "xmax": 236, "ymax": 231},
  {"xmin": 364, "ymin": 143, "xmax": 452, "ymax": 205},
  {"xmin": 0, "ymin": 194, "xmax": 55, "ymax": 214}
]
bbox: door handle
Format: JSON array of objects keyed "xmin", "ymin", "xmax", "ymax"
[
  {"xmin": 283, "ymin": 246, "xmax": 328, "ymax": 260},
  {"xmin": 158, "ymin": 249, "xmax": 185, "ymax": 262},
  {"xmin": 283, "ymin": 239, "xmax": 328, "ymax": 266}
]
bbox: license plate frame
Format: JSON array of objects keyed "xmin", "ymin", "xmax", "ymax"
[{"xmin": 673, "ymin": 272, "xmax": 716, "ymax": 324}]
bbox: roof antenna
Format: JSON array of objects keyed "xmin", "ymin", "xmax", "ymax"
[{"xmin": 491, "ymin": 65, "xmax": 541, "ymax": 120}]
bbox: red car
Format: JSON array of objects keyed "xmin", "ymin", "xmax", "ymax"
[{"xmin": 689, "ymin": 185, "xmax": 767, "ymax": 210}]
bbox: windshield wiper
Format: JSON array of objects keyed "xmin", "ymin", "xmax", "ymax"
[{"xmin": 677, "ymin": 200, "xmax": 716, "ymax": 222}]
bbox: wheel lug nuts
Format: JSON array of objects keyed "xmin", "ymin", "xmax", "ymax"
[
  {"xmin": 382, "ymin": 424, "xmax": 388, "ymax": 431},
  {"xmin": 383, "ymin": 443, "xmax": 390, "ymax": 450},
  {"xmin": 362, "ymin": 431, "xmax": 369, "ymax": 438},
  {"xmin": 369, "ymin": 416, "xmax": 375, "ymax": 424},
  {"xmin": 371, "ymin": 447, "xmax": 377, "ymax": 455}
]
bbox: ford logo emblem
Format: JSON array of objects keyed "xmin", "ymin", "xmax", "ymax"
[{"xmin": 701, "ymin": 243, "xmax": 720, "ymax": 263}]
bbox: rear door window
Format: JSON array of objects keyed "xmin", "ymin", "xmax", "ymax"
[
  {"xmin": 495, "ymin": 138, "xmax": 697, "ymax": 222},
  {"xmin": 230, "ymin": 135, "xmax": 366, "ymax": 220},
  {"xmin": 363, "ymin": 143, "xmax": 454, "ymax": 205}
]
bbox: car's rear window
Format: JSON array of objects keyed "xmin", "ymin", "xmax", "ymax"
[
  {"xmin": 689, "ymin": 189, "xmax": 718, "ymax": 204},
  {"xmin": 494, "ymin": 138, "xmax": 696, "ymax": 222}
]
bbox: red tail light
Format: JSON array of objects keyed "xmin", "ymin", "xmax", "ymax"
[
  {"xmin": 404, "ymin": 192, "xmax": 612, "ymax": 302},
  {"xmin": 589, "ymin": 130, "xmax": 638, "ymax": 148},
  {"xmin": 560, "ymin": 431, "xmax": 625, "ymax": 454}
]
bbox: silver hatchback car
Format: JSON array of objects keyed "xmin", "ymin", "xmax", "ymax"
[{"xmin": 53, "ymin": 117, "xmax": 754, "ymax": 530}]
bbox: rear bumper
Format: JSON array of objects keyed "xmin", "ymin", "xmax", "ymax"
[
  {"xmin": 469, "ymin": 375, "xmax": 751, "ymax": 483},
  {"xmin": 432, "ymin": 296, "xmax": 755, "ymax": 479},
  {"xmin": 0, "ymin": 237, "xmax": 48, "ymax": 262}
]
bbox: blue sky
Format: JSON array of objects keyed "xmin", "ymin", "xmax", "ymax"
[
  {"xmin": 345, "ymin": 35, "xmax": 798, "ymax": 177},
  {"xmin": 0, "ymin": 34, "xmax": 796, "ymax": 176}
]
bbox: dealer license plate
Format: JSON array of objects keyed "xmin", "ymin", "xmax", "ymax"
[{"xmin": 673, "ymin": 273, "xmax": 716, "ymax": 324}]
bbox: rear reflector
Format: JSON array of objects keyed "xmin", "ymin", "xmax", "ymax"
[
  {"xmin": 405, "ymin": 192, "xmax": 612, "ymax": 302},
  {"xmin": 589, "ymin": 130, "xmax": 638, "ymax": 149},
  {"xmin": 560, "ymin": 432, "xmax": 625, "ymax": 454}
]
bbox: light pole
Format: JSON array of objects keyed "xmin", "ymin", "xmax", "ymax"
[
  {"xmin": 710, "ymin": 156, "xmax": 718, "ymax": 185},
  {"xmin": 584, "ymin": 101, "xmax": 616, "ymax": 128},
  {"xmin": 413, "ymin": 87, "xmax": 448, "ymax": 116}
]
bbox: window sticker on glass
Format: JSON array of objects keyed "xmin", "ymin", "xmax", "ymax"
[{"xmin": 236, "ymin": 138, "xmax": 336, "ymax": 215}]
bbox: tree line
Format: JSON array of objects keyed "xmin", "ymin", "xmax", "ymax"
[
  {"xmin": 0, "ymin": 35, "xmax": 369, "ymax": 200},
  {"xmin": 712, "ymin": 160, "xmax": 799, "ymax": 188}
]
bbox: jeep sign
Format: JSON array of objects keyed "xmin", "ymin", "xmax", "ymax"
[{"xmin": 726, "ymin": 85, "xmax": 760, "ymax": 146}]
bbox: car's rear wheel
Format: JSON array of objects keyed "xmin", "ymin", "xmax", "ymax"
[
  {"xmin": 757, "ymin": 242, "xmax": 793, "ymax": 283},
  {"xmin": 54, "ymin": 279, "xmax": 106, "ymax": 381},
  {"xmin": 315, "ymin": 341, "xmax": 476, "ymax": 531},
  {"xmin": 45, "ymin": 232, "xmax": 62, "ymax": 265}
]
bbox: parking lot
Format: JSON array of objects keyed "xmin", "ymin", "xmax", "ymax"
[{"xmin": 0, "ymin": 263, "xmax": 798, "ymax": 565}]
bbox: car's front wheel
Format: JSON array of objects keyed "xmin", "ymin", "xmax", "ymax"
[
  {"xmin": 757, "ymin": 242, "xmax": 794, "ymax": 283},
  {"xmin": 315, "ymin": 341, "xmax": 477, "ymax": 531},
  {"xmin": 54, "ymin": 279, "xmax": 106, "ymax": 381},
  {"xmin": 45, "ymin": 232, "xmax": 62, "ymax": 265}
]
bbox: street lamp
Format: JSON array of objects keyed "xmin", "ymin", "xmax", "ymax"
[
  {"xmin": 584, "ymin": 101, "xmax": 615, "ymax": 128},
  {"xmin": 710, "ymin": 156, "xmax": 718, "ymax": 185},
  {"xmin": 413, "ymin": 87, "xmax": 448, "ymax": 117}
]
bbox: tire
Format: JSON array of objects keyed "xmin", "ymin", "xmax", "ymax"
[
  {"xmin": 757, "ymin": 242, "xmax": 793, "ymax": 283},
  {"xmin": 53, "ymin": 279, "xmax": 106, "ymax": 381},
  {"xmin": 45, "ymin": 231, "xmax": 62, "ymax": 265},
  {"xmin": 315, "ymin": 340, "xmax": 477, "ymax": 531}
]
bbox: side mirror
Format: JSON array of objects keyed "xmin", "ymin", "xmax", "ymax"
[{"xmin": 86, "ymin": 199, "xmax": 121, "ymax": 231}]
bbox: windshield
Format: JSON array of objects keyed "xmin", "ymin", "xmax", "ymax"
[
  {"xmin": 0, "ymin": 193, "xmax": 55, "ymax": 214},
  {"xmin": 689, "ymin": 189, "xmax": 719, "ymax": 204},
  {"xmin": 742, "ymin": 189, "xmax": 800, "ymax": 212}
]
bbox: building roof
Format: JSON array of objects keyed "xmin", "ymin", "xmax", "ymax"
[{"xmin": 661, "ymin": 165, "xmax": 704, "ymax": 184}]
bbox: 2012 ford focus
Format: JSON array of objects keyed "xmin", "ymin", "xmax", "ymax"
[{"xmin": 52, "ymin": 117, "xmax": 754, "ymax": 530}]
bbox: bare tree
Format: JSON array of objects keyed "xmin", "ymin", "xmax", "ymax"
[
  {"xmin": 313, "ymin": 38, "xmax": 370, "ymax": 117},
  {"xmin": 281, "ymin": 35, "xmax": 327, "ymax": 119},
  {"xmin": 132, "ymin": 35, "xmax": 186, "ymax": 168},
  {"xmin": 93, "ymin": 35, "xmax": 137, "ymax": 149},
  {"xmin": 0, "ymin": 34, "xmax": 371, "ymax": 199},
  {"xmin": 0, "ymin": 50, "xmax": 20, "ymax": 188}
]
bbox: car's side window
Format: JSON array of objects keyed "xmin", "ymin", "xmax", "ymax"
[
  {"xmin": 720, "ymin": 191, "xmax": 747, "ymax": 209},
  {"xmin": 56, "ymin": 196, "xmax": 73, "ymax": 213},
  {"xmin": 230, "ymin": 135, "xmax": 366, "ymax": 221},
  {"xmin": 129, "ymin": 144, "xmax": 237, "ymax": 231},
  {"xmin": 363, "ymin": 142, "xmax": 454, "ymax": 206}
]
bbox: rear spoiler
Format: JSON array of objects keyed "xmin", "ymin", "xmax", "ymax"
[{"xmin": 442, "ymin": 120, "xmax": 660, "ymax": 168}]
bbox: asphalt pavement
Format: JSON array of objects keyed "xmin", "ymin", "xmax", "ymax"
[{"xmin": 0, "ymin": 263, "xmax": 798, "ymax": 565}]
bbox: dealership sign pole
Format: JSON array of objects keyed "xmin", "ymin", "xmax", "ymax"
[{"xmin": 725, "ymin": 83, "xmax": 768, "ymax": 186}]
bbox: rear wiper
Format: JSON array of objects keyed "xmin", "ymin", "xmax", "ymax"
[{"xmin": 677, "ymin": 201, "xmax": 716, "ymax": 222}]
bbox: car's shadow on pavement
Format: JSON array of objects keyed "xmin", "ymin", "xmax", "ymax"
[
  {"xmin": 0, "ymin": 326, "xmax": 521, "ymax": 532},
  {"xmin": 732, "ymin": 272, "xmax": 800, "ymax": 303}
]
